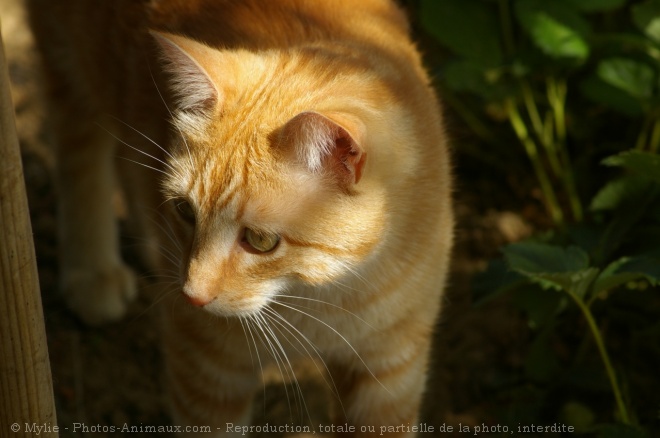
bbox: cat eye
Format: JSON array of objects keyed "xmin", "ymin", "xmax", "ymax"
[
  {"xmin": 243, "ymin": 228, "xmax": 280, "ymax": 253},
  {"xmin": 174, "ymin": 199, "xmax": 195, "ymax": 224}
]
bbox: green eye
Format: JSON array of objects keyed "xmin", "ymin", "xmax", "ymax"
[
  {"xmin": 174, "ymin": 199, "xmax": 195, "ymax": 224},
  {"xmin": 244, "ymin": 228, "xmax": 280, "ymax": 253}
]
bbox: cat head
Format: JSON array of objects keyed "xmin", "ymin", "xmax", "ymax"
[{"xmin": 152, "ymin": 31, "xmax": 395, "ymax": 317}]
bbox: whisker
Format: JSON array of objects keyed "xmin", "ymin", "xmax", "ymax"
[
  {"xmin": 238, "ymin": 317, "xmax": 268, "ymax": 414},
  {"xmin": 117, "ymin": 156, "xmax": 170, "ymax": 176},
  {"xmin": 331, "ymin": 278, "xmax": 368, "ymax": 295},
  {"xmin": 248, "ymin": 314, "xmax": 294, "ymax": 417},
  {"xmin": 137, "ymin": 271, "xmax": 179, "ymax": 282},
  {"xmin": 257, "ymin": 312, "xmax": 310, "ymax": 423},
  {"xmin": 256, "ymin": 314, "xmax": 299, "ymax": 416},
  {"xmin": 148, "ymin": 212, "xmax": 183, "ymax": 252},
  {"xmin": 343, "ymin": 263, "xmax": 377, "ymax": 291},
  {"xmin": 239, "ymin": 318, "xmax": 256, "ymax": 370},
  {"xmin": 106, "ymin": 114, "xmax": 177, "ymax": 161},
  {"xmin": 272, "ymin": 294, "xmax": 375, "ymax": 330},
  {"xmin": 243, "ymin": 317, "xmax": 266, "ymax": 377},
  {"xmin": 272, "ymin": 301, "xmax": 391, "ymax": 396},
  {"xmin": 128, "ymin": 282, "xmax": 179, "ymax": 323},
  {"xmin": 123, "ymin": 235, "xmax": 181, "ymax": 268},
  {"xmin": 157, "ymin": 245, "xmax": 181, "ymax": 264},
  {"xmin": 262, "ymin": 307, "xmax": 345, "ymax": 415},
  {"xmin": 95, "ymin": 122, "xmax": 182, "ymax": 178},
  {"xmin": 262, "ymin": 308, "xmax": 345, "ymax": 420},
  {"xmin": 243, "ymin": 316, "xmax": 271, "ymax": 418},
  {"xmin": 146, "ymin": 61, "xmax": 195, "ymax": 169}
]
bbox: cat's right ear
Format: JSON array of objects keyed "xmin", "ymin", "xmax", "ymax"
[
  {"xmin": 150, "ymin": 31, "xmax": 220, "ymax": 115},
  {"xmin": 280, "ymin": 111, "xmax": 367, "ymax": 189}
]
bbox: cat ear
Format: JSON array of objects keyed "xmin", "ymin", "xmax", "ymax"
[
  {"xmin": 282, "ymin": 112, "xmax": 367, "ymax": 187},
  {"xmin": 150, "ymin": 31, "xmax": 220, "ymax": 114}
]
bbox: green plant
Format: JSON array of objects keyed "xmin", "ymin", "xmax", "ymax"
[{"xmin": 418, "ymin": 0, "xmax": 660, "ymax": 435}]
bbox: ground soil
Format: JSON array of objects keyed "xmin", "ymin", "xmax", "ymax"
[{"xmin": 3, "ymin": 1, "xmax": 542, "ymax": 436}]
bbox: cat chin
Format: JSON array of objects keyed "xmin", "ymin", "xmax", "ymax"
[{"xmin": 201, "ymin": 300, "xmax": 269, "ymax": 319}]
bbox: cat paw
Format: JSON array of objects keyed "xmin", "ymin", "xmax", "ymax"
[{"xmin": 61, "ymin": 263, "xmax": 138, "ymax": 325}]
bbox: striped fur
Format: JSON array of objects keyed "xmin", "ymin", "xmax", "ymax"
[{"xmin": 28, "ymin": 0, "xmax": 453, "ymax": 436}]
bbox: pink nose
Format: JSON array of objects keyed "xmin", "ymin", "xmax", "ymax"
[{"xmin": 183, "ymin": 292, "xmax": 212, "ymax": 307}]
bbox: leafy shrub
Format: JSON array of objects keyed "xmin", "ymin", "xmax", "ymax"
[{"xmin": 418, "ymin": 0, "xmax": 660, "ymax": 435}]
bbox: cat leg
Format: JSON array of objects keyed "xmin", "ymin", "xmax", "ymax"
[
  {"xmin": 163, "ymin": 308, "xmax": 260, "ymax": 437},
  {"xmin": 56, "ymin": 116, "xmax": 137, "ymax": 325},
  {"xmin": 330, "ymin": 331, "xmax": 433, "ymax": 438}
]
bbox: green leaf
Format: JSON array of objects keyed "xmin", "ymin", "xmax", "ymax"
[
  {"xmin": 503, "ymin": 242, "xmax": 590, "ymax": 274},
  {"xmin": 632, "ymin": 0, "xmax": 660, "ymax": 45},
  {"xmin": 592, "ymin": 152, "xmax": 660, "ymax": 264},
  {"xmin": 420, "ymin": 0, "xmax": 503, "ymax": 68},
  {"xmin": 602, "ymin": 150, "xmax": 660, "ymax": 182},
  {"xmin": 593, "ymin": 257, "xmax": 651, "ymax": 293},
  {"xmin": 618, "ymin": 256, "xmax": 660, "ymax": 284},
  {"xmin": 515, "ymin": 0, "xmax": 591, "ymax": 60},
  {"xmin": 594, "ymin": 188, "xmax": 658, "ymax": 264},
  {"xmin": 443, "ymin": 60, "xmax": 490, "ymax": 96},
  {"xmin": 590, "ymin": 175, "xmax": 655, "ymax": 211},
  {"xmin": 503, "ymin": 242, "xmax": 599, "ymax": 296},
  {"xmin": 597, "ymin": 58, "xmax": 655, "ymax": 100},
  {"xmin": 563, "ymin": 0, "xmax": 627, "ymax": 12},
  {"xmin": 580, "ymin": 75, "xmax": 644, "ymax": 117},
  {"xmin": 538, "ymin": 268, "xmax": 600, "ymax": 298},
  {"xmin": 443, "ymin": 60, "xmax": 516, "ymax": 100},
  {"xmin": 595, "ymin": 271, "xmax": 649, "ymax": 294}
]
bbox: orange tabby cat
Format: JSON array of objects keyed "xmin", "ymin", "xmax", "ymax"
[{"xmin": 28, "ymin": 0, "xmax": 453, "ymax": 435}]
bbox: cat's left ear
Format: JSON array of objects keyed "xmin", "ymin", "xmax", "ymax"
[
  {"xmin": 150, "ymin": 31, "xmax": 220, "ymax": 114},
  {"xmin": 281, "ymin": 111, "xmax": 367, "ymax": 187}
]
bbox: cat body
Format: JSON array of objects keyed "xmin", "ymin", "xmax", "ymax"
[{"xmin": 28, "ymin": 0, "xmax": 453, "ymax": 436}]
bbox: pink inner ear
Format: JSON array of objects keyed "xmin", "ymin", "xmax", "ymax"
[
  {"xmin": 332, "ymin": 127, "xmax": 367, "ymax": 185},
  {"xmin": 285, "ymin": 111, "xmax": 367, "ymax": 187}
]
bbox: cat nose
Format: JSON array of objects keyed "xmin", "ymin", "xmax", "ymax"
[
  {"xmin": 181, "ymin": 287, "xmax": 213, "ymax": 307},
  {"xmin": 184, "ymin": 293, "xmax": 211, "ymax": 307}
]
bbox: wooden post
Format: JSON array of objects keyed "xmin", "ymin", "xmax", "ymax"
[{"xmin": 0, "ymin": 20, "xmax": 59, "ymax": 437}]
